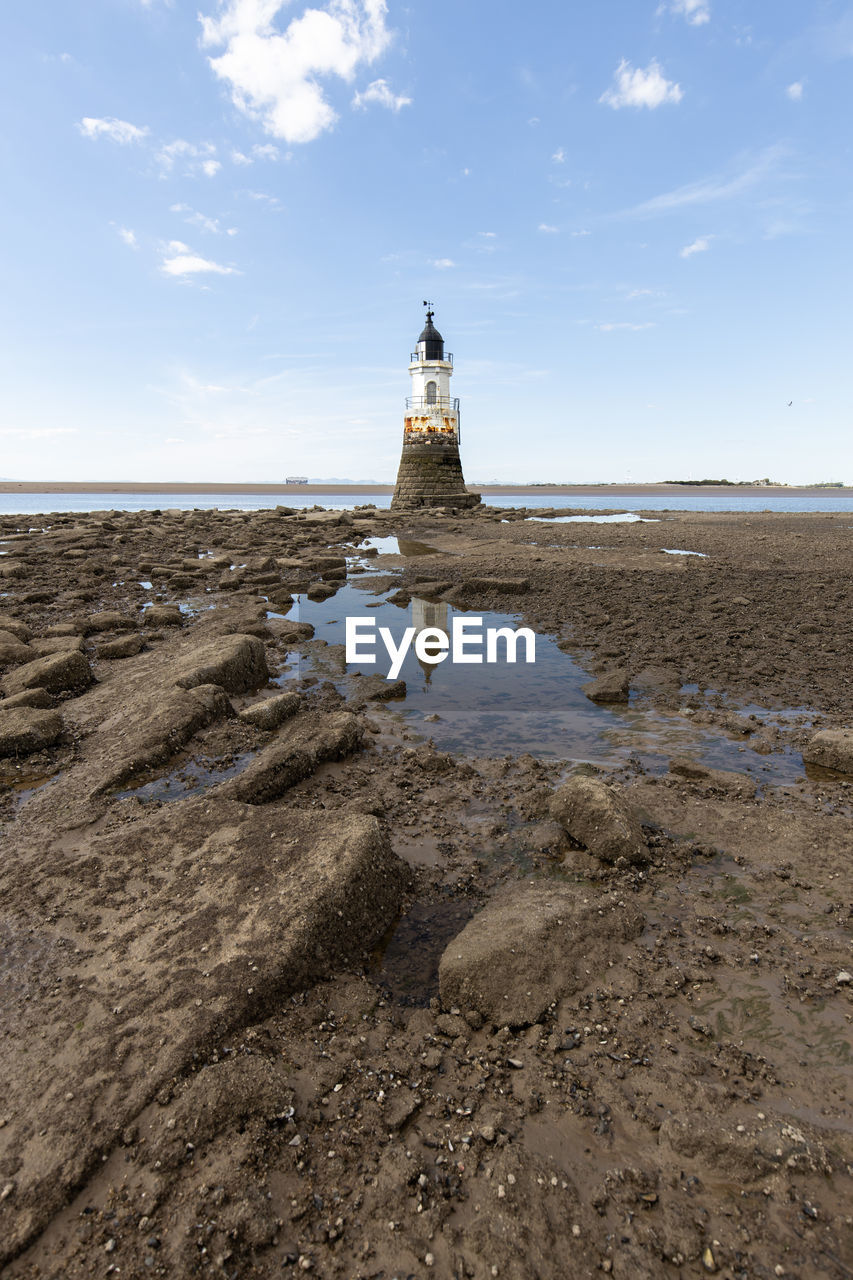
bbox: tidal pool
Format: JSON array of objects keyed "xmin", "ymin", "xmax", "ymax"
[{"xmin": 280, "ymin": 583, "xmax": 805, "ymax": 782}]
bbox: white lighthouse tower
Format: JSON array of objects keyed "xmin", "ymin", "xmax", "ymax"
[{"xmin": 391, "ymin": 304, "xmax": 480, "ymax": 509}]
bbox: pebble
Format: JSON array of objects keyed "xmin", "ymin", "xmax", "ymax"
[{"xmin": 836, "ymin": 971, "xmax": 851, "ymax": 985}]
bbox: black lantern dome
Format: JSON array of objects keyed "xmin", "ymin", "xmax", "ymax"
[{"xmin": 416, "ymin": 309, "xmax": 445, "ymax": 360}]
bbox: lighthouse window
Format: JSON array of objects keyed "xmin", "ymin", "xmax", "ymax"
[{"xmin": 425, "ymin": 380, "xmax": 437, "ymax": 404}]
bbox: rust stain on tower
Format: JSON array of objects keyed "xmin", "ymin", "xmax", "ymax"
[{"xmin": 391, "ymin": 306, "xmax": 481, "ymax": 510}]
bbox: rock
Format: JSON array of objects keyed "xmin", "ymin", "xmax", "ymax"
[
  {"xmin": 522, "ymin": 821, "xmax": 571, "ymax": 855},
  {"xmin": 172, "ymin": 634, "xmax": 269, "ymax": 695},
  {"xmin": 438, "ymin": 883, "xmax": 644, "ymax": 1027},
  {"xmin": 142, "ymin": 605, "xmax": 184, "ymax": 628},
  {"xmin": 92, "ymin": 684, "xmax": 234, "ymax": 794},
  {"xmin": 1, "ymin": 688, "xmax": 54, "ymax": 710},
  {"xmin": 0, "ymin": 708, "xmax": 64, "ymax": 756},
  {"xmin": 802, "ymin": 729, "xmax": 853, "ymax": 776},
  {"xmin": 306, "ymin": 582, "xmax": 338, "ymax": 601},
  {"xmin": 97, "ymin": 634, "xmax": 144, "ymax": 660},
  {"xmin": 84, "ymin": 611, "xmax": 134, "ymax": 634},
  {"xmin": 238, "ymin": 692, "xmax": 302, "ymax": 730},
  {"xmin": 2, "ymin": 649, "xmax": 93, "ymax": 698},
  {"xmin": 0, "ymin": 617, "xmax": 32, "ymax": 643},
  {"xmin": 548, "ymin": 775, "xmax": 646, "ymax": 864},
  {"xmin": 582, "ymin": 670, "xmax": 630, "ymax": 703},
  {"xmin": 669, "ymin": 758, "xmax": 757, "ymax": 798},
  {"xmin": 27, "ymin": 637, "xmax": 85, "ymax": 657},
  {"xmin": 0, "ymin": 801, "xmax": 404, "ymax": 1263},
  {"xmin": 837, "ymin": 971, "xmax": 852, "ymax": 986},
  {"xmin": 348, "ymin": 674, "xmax": 407, "ymax": 703},
  {"xmin": 0, "ymin": 639, "xmax": 34, "ymax": 668},
  {"xmin": 225, "ymin": 711, "xmax": 363, "ymax": 805}
]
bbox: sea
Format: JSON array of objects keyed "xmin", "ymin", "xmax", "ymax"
[{"xmin": 1, "ymin": 490, "xmax": 853, "ymax": 517}]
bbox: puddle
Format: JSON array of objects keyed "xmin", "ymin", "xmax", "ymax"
[
  {"xmin": 373, "ymin": 897, "xmax": 474, "ymax": 1006},
  {"xmin": 117, "ymin": 752, "xmax": 255, "ymax": 803},
  {"xmin": 355, "ymin": 536, "xmax": 442, "ymax": 557},
  {"xmin": 280, "ymin": 584, "xmax": 806, "ymax": 782},
  {"xmin": 524, "ymin": 513, "xmax": 660, "ymax": 525},
  {"xmin": 661, "ymin": 548, "xmax": 709, "ymax": 557}
]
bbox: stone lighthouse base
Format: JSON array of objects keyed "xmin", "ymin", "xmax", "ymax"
[{"xmin": 391, "ymin": 438, "xmax": 481, "ymax": 510}]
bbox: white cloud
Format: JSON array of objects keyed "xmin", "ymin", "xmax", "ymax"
[
  {"xmin": 600, "ymin": 59, "xmax": 683, "ymax": 110},
  {"xmin": 199, "ymin": 0, "xmax": 394, "ymax": 145},
  {"xmin": 78, "ymin": 116, "xmax": 149, "ymax": 144},
  {"xmin": 661, "ymin": 0, "xmax": 710, "ymax": 25},
  {"xmin": 352, "ymin": 78, "xmax": 410, "ymax": 111},
  {"xmin": 118, "ymin": 227, "xmax": 139, "ymax": 249},
  {"xmin": 432, "ymin": 258, "xmax": 455, "ymax": 270},
  {"xmin": 157, "ymin": 138, "xmax": 220, "ymax": 177},
  {"xmin": 597, "ymin": 321, "xmax": 657, "ymax": 331},
  {"xmin": 552, "ymin": 147, "xmax": 566, "ymax": 164},
  {"xmin": 538, "ymin": 223, "xmax": 559, "ymax": 233},
  {"xmin": 246, "ymin": 189, "xmax": 282, "ymax": 208},
  {"xmin": 786, "ymin": 81, "xmax": 804, "ymax": 101},
  {"xmin": 160, "ymin": 240, "xmax": 239, "ymax": 277},
  {"xmin": 623, "ymin": 145, "xmax": 784, "ymax": 217},
  {"xmin": 170, "ymin": 203, "xmax": 228, "ymax": 234},
  {"xmin": 679, "ymin": 235, "xmax": 712, "ymax": 257}
]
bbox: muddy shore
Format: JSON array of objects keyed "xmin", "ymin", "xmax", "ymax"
[{"xmin": 1, "ymin": 503, "xmax": 851, "ymax": 1280}]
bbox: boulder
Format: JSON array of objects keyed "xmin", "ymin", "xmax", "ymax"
[
  {"xmin": 0, "ymin": 707, "xmax": 64, "ymax": 756},
  {"xmin": 172, "ymin": 634, "xmax": 269, "ymax": 695},
  {"xmin": 548, "ymin": 775, "xmax": 646, "ymax": 864},
  {"xmin": 84, "ymin": 611, "xmax": 134, "ymax": 634},
  {"xmin": 0, "ymin": 638, "xmax": 34, "ymax": 667},
  {"xmin": 224, "ymin": 711, "xmax": 362, "ymax": 805},
  {"xmin": 97, "ymin": 634, "xmax": 144, "ymax": 660},
  {"xmin": 28, "ymin": 636, "xmax": 85, "ymax": 657},
  {"xmin": 0, "ymin": 801, "xmax": 404, "ymax": 1263},
  {"xmin": 582, "ymin": 669, "xmax": 630, "ymax": 703},
  {"xmin": 1, "ymin": 688, "xmax": 54, "ymax": 710},
  {"xmin": 438, "ymin": 883, "xmax": 644, "ymax": 1027},
  {"xmin": 802, "ymin": 729, "xmax": 853, "ymax": 776},
  {"xmin": 2, "ymin": 649, "xmax": 92, "ymax": 698},
  {"xmin": 669, "ymin": 757, "xmax": 757, "ymax": 798},
  {"xmin": 348, "ymin": 674, "xmax": 407, "ymax": 703},
  {"xmin": 0, "ymin": 616, "xmax": 32, "ymax": 643},
  {"xmin": 142, "ymin": 605, "xmax": 184, "ymax": 627},
  {"xmin": 238, "ymin": 691, "xmax": 302, "ymax": 731}
]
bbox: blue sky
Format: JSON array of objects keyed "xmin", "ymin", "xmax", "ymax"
[{"xmin": 1, "ymin": 0, "xmax": 851, "ymax": 484}]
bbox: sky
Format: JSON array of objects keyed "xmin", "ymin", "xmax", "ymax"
[{"xmin": 1, "ymin": 0, "xmax": 852, "ymax": 485}]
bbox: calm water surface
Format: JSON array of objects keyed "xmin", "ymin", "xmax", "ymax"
[{"xmin": 2, "ymin": 491, "xmax": 853, "ymax": 515}]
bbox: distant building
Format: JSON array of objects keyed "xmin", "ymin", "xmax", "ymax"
[{"xmin": 285, "ymin": 476, "xmax": 308, "ymax": 484}]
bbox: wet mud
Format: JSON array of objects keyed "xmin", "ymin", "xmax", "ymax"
[{"xmin": 0, "ymin": 502, "xmax": 851, "ymax": 1280}]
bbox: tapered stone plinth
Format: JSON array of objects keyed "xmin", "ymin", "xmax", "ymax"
[{"xmin": 391, "ymin": 435, "xmax": 480, "ymax": 509}]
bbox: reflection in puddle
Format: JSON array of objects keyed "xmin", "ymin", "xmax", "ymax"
[{"xmin": 282, "ymin": 584, "xmax": 805, "ymax": 781}]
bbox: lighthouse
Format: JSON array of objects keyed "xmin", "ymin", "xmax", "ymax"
[{"xmin": 390, "ymin": 305, "xmax": 480, "ymax": 510}]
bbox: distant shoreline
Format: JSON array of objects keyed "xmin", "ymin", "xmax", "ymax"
[{"xmin": 0, "ymin": 482, "xmax": 846, "ymax": 497}]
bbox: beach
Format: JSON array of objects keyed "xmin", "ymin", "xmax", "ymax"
[{"xmin": 1, "ymin": 500, "xmax": 851, "ymax": 1279}]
